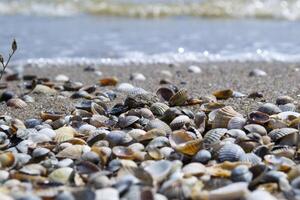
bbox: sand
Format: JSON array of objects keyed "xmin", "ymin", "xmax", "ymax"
[{"xmin": 1, "ymin": 61, "xmax": 300, "ymax": 120}]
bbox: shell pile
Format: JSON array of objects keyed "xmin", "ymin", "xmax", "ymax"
[{"xmin": 0, "ymin": 71, "xmax": 300, "ymax": 200}]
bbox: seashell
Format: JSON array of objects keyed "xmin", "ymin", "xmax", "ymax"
[
  {"xmin": 112, "ymin": 146, "xmax": 136, "ymax": 160},
  {"xmin": 208, "ymin": 106, "xmax": 243, "ymax": 128},
  {"xmin": 194, "ymin": 111, "xmax": 206, "ymax": 130},
  {"xmin": 48, "ymin": 167, "xmax": 73, "ymax": 184},
  {"xmin": 212, "ymin": 89, "xmax": 233, "ymax": 100},
  {"xmin": 244, "ymin": 124, "xmax": 267, "ymax": 136},
  {"xmin": 148, "ymin": 147, "xmax": 164, "ymax": 160},
  {"xmin": 72, "ymin": 109, "xmax": 92, "ymax": 118},
  {"xmin": 144, "ymin": 160, "xmax": 172, "ymax": 182},
  {"xmin": 182, "ymin": 162, "xmax": 206, "ymax": 177},
  {"xmin": 218, "ymin": 143, "xmax": 245, "ymax": 162},
  {"xmin": 156, "ymin": 87, "xmax": 175, "ymax": 102},
  {"xmin": 258, "ymin": 103, "xmax": 281, "ymax": 115},
  {"xmin": 168, "ymin": 88, "xmax": 188, "ymax": 106},
  {"xmin": 95, "ymin": 188, "xmax": 119, "ymax": 200},
  {"xmin": 99, "ymin": 77, "xmax": 118, "ymax": 86},
  {"xmin": 160, "ymin": 107, "xmax": 182, "ymax": 123},
  {"xmin": 130, "ymin": 72, "xmax": 146, "ymax": 81},
  {"xmin": 264, "ymin": 155, "xmax": 295, "ymax": 171},
  {"xmin": 246, "ymin": 190, "xmax": 277, "ymax": 200},
  {"xmin": 117, "ymin": 83, "xmax": 135, "ymax": 93},
  {"xmin": 276, "ymin": 95, "xmax": 294, "ymax": 105},
  {"xmin": 79, "ymin": 124, "xmax": 96, "ymax": 135},
  {"xmin": 249, "ymin": 68, "xmax": 267, "ymax": 77},
  {"xmin": 227, "ymin": 129, "xmax": 247, "ymax": 138},
  {"xmin": 150, "ymin": 102, "xmax": 169, "ymax": 116},
  {"xmin": 146, "ymin": 136, "xmax": 169, "ymax": 150},
  {"xmin": 188, "ymin": 65, "xmax": 202, "ymax": 73},
  {"xmin": 268, "ymin": 128, "xmax": 298, "ymax": 145},
  {"xmin": 55, "ymin": 74, "xmax": 69, "ymax": 82},
  {"xmin": 170, "ymin": 115, "xmax": 191, "ymax": 130},
  {"xmin": 32, "ymin": 147, "xmax": 50, "ymax": 158},
  {"xmin": 248, "ymin": 111, "xmax": 270, "ymax": 124},
  {"xmin": 63, "ymin": 81, "xmax": 83, "ymax": 91},
  {"xmin": 6, "ymin": 98, "xmax": 27, "ymax": 108},
  {"xmin": 271, "ymin": 145, "xmax": 295, "ymax": 159},
  {"xmin": 118, "ymin": 115, "xmax": 139, "ymax": 128},
  {"xmin": 231, "ymin": 165, "xmax": 253, "ymax": 182},
  {"xmin": 279, "ymin": 103, "xmax": 296, "ymax": 112},
  {"xmin": 91, "ymin": 102, "xmax": 106, "ymax": 115},
  {"xmin": 128, "ymin": 129, "xmax": 146, "ymax": 141},
  {"xmin": 145, "ymin": 119, "xmax": 172, "ymax": 135},
  {"xmin": 32, "ymin": 84, "xmax": 57, "ymax": 94},
  {"xmin": 169, "ymin": 130, "xmax": 202, "ymax": 156},
  {"xmin": 240, "ymin": 153, "xmax": 262, "ymax": 165},
  {"xmin": 90, "ymin": 115, "xmax": 110, "ymax": 127},
  {"xmin": 40, "ymin": 111, "xmax": 64, "ymax": 121},
  {"xmin": 0, "ymin": 152, "xmax": 15, "ymax": 169},
  {"xmin": 203, "ymin": 128, "xmax": 227, "ymax": 146},
  {"xmin": 232, "ymin": 91, "xmax": 247, "ymax": 98},
  {"xmin": 56, "ymin": 145, "xmax": 90, "ymax": 160},
  {"xmin": 227, "ymin": 117, "xmax": 246, "ymax": 129},
  {"xmin": 24, "ymin": 118, "xmax": 42, "ymax": 128},
  {"xmin": 55, "ymin": 126, "xmax": 77, "ymax": 143},
  {"xmin": 0, "ymin": 90, "xmax": 15, "ymax": 102},
  {"xmin": 192, "ymin": 149, "xmax": 211, "ymax": 164},
  {"xmin": 137, "ymin": 129, "xmax": 167, "ymax": 142},
  {"xmin": 19, "ymin": 164, "xmax": 46, "ymax": 176},
  {"xmin": 105, "ymin": 130, "xmax": 132, "ymax": 146},
  {"xmin": 200, "ymin": 102, "xmax": 225, "ymax": 113}
]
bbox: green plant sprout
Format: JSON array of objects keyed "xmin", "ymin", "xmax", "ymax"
[{"xmin": 0, "ymin": 39, "xmax": 17, "ymax": 81}]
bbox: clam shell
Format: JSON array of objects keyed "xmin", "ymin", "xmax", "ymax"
[
  {"xmin": 0, "ymin": 152, "xmax": 15, "ymax": 169},
  {"xmin": 137, "ymin": 129, "xmax": 167, "ymax": 142},
  {"xmin": 248, "ymin": 111, "xmax": 270, "ymax": 124},
  {"xmin": 212, "ymin": 89, "xmax": 233, "ymax": 100},
  {"xmin": 240, "ymin": 153, "xmax": 262, "ymax": 165},
  {"xmin": 182, "ymin": 162, "xmax": 206, "ymax": 177},
  {"xmin": 144, "ymin": 160, "xmax": 172, "ymax": 182},
  {"xmin": 55, "ymin": 126, "xmax": 77, "ymax": 143},
  {"xmin": 268, "ymin": 128, "xmax": 298, "ymax": 144},
  {"xmin": 279, "ymin": 103, "xmax": 296, "ymax": 112},
  {"xmin": 32, "ymin": 84, "xmax": 57, "ymax": 94},
  {"xmin": 209, "ymin": 106, "xmax": 243, "ymax": 128},
  {"xmin": 145, "ymin": 119, "xmax": 172, "ymax": 135},
  {"xmin": 169, "ymin": 88, "xmax": 188, "ymax": 106},
  {"xmin": 6, "ymin": 98, "xmax": 27, "ymax": 108},
  {"xmin": 40, "ymin": 111, "xmax": 64, "ymax": 121},
  {"xmin": 170, "ymin": 115, "xmax": 191, "ymax": 130},
  {"xmin": 227, "ymin": 129, "xmax": 247, "ymax": 138},
  {"xmin": 160, "ymin": 107, "xmax": 182, "ymax": 123},
  {"xmin": 194, "ymin": 111, "xmax": 206, "ymax": 129},
  {"xmin": 150, "ymin": 102, "xmax": 169, "ymax": 116},
  {"xmin": 56, "ymin": 145, "xmax": 90, "ymax": 160},
  {"xmin": 271, "ymin": 145, "xmax": 295, "ymax": 159},
  {"xmin": 118, "ymin": 115, "xmax": 139, "ymax": 128},
  {"xmin": 200, "ymin": 102, "xmax": 225, "ymax": 113},
  {"xmin": 49, "ymin": 167, "xmax": 73, "ymax": 184},
  {"xmin": 99, "ymin": 77, "xmax": 118, "ymax": 86},
  {"xmin": 169, "ymin": 130, "xmax": 202, "ymax": 156},
  {"xmin": 112, "ymin": 146, "xmax": 136, "ymax": 160},
  {"xmin": 218, "ymin": 143, "xmax": 245, "ymax": 162},
  {"xmin": 156, "ymin": 87, "xmax": 175, "ymax": 102},
  {"xmin": 258, "ymin": 103, "xmax": 281, "ymax": 115},
  {"xmin": 244, "ymin": 124, "xmax": 267, "ymax": 136},
  {"xmin": 203, "ymin": 128, "xmax": 227, "ymax": 146},
  {"xmin": 227, "ymin": 117, "xmax": 246, "ymax": 130},
  {"xmin": 276, "ymin": 95, "xmax": 294, "ymax": 105}
]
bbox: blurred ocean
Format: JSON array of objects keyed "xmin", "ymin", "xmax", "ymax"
[{"xmin": 1, "ymin": 0, "xmax": 300, "ymax": 67}]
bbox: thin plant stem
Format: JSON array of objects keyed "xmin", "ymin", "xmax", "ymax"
[{"xmin": 0, "ymin": 51, "xmax": 15, "ymax": 81}]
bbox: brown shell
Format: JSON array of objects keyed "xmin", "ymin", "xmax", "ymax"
[
  {"xmin": 248, "ymin": 111, "xmax": 270, "ymax": 124},
  {"xmin": 212, "ymin": 89, "xmax": 233, "ymax": 100},
  {"xmin": 208, "ymin": 106, "xmax": 243, "ymax": 128},
  {"xmin": 169, "ymin": 88, "xmax": 188, "ymax": 106},
  {"xmin": 0, "ymin": 152, "xmax": 15, "ymax": 169},
  {"xmin": 6, "ymin": 98, "xmax": 27, "ymax": 108},
  {"xmin": 169, "ymin": 130, "xmax": 202, "ymax": 156},
  {"xmin": 99, "ymin": 77, "xmax": 118, "ymax": 86},
  {"xmin": 40, "ymin": 111, "xmax": 64, "ymax": 121}
]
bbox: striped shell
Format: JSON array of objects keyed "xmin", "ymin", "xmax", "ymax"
[
  {"xmin": 218, "ymin": 143, "xmax": 245, "ymax": 162},
  {"xmin": 170, "ymin": 115, "xmax": 191, "ymax": 130},
  {"xmin": 168, "ymin": 88, "xmax": 188, "ymax": 106},
  {"xmin": 227, "ymin": 117, "xmax": 246, "ymax": 130},
  {"xmin": 268, "ymin": 128, "xmax": 298, "ymax": 143},
  {"xmin": 150, "ymin": 102, "xmax": 169, "ymax": 116},
  {"xmin": 203, "ymin": 128, "xmax": 227, "ymax": 146},
  {"xmin": 209, "ymin": 106, "xmax": 243, "ymax": 128},
  {"xmin": 145, "ymin": 119, "xmax": 172, "ymax": 135},
  {"xmin": 271, "ymin": 145, "xmax": 295, "ymax": 159},
  {"xmin": 6, "ymin": 98, "xmax": 27, "ymax": 109},
  {"xmin": 118, "ymin": 115, "xmax": 139, "ymax": 128},
  {"xmin": 169, "ymin": 130, "xmax": 202, "ymax": 156},
  {"xmin": 240, "ymin": 153, "xmax": 262, "ymax": 165},
  {"xmin": 156, "ymin": 87, "xmax": 175, "ymax": 102}
]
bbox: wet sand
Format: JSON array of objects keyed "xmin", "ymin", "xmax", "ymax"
[{"xmin": 1, "ymin": 61, "xmax": 300, "ymax": 120}]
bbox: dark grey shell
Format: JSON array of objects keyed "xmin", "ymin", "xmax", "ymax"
[
  {"xmin": 268, "ymin": 128, "xmax": 298, "ymax": 142},
  {"xmin": 257, "ymin": 103, "xmax": 281, "ymax": 115}
]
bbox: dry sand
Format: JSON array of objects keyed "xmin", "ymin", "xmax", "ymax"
[{"xmin": 1, "ymin": 61, "xmax": 300, "ymax": 120}]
